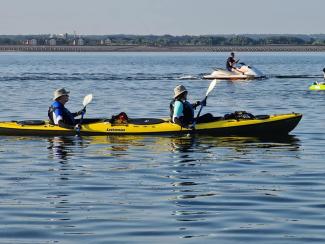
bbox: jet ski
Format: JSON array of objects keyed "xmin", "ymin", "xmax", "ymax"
[{"xmin": 203, "ymin": 63, "xmax": 265, "ymax": 80}]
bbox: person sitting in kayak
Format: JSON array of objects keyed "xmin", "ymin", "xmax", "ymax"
[
  {"xmin": 323, "ymin": 68, "xmax": 325, "ymax": 80},
  {"xmin": 170, "ymin": 85, "xmax": 212, "ymax": 128},
  {"xmin": 226, "ymin": 52, "xmax": 245, "ymax": 74},
  {"xmin": 48, "ymin": 88, "xmax": 85, "ymax": 130}
]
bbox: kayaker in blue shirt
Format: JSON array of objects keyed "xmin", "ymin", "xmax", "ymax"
[
  {"xmin": 170, "ymin": 85, "xmax": 212, "ymax": 128},
  {"xmin": 48, "ymin": 88, "xmax": 85, "ymax": 130}
]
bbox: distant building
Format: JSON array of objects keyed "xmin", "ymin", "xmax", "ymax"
[
  {"xmin": 73, "ymin": 38, "xmax": 84, "ymax": 46},
  {"xmin": 28, "ymin": 39, "xmax": 38, "ymax": 45},
  {"xmin": 57, "ymin": 33, "xmax": 68, "ymax": 40},
  {"xmin": 105, "ymin": 38, "xmax": 112, "ymax": 45},
  {"xmin": 100, "ymin": 38, "xmax": 112, "ymax": 45},
  {"xmin": 49, "ymin": 39, "xmax": 56, "ymax": 46},
  {"xmin": 78, "ymin": 38, "xmax": 84, "ymax": 45}
]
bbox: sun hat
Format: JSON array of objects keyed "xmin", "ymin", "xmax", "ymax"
[
  {"xmin": 174, "ymin": 85, "xmax": 187, "ymax": 98},
  {"xmin": 53, "ymin": 88, "xmax": 70, "ymax": 100}
]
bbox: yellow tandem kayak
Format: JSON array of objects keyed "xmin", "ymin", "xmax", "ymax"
[{"xmin": 0, "ymin": 112, "xmax": 302, "ymax": 136}]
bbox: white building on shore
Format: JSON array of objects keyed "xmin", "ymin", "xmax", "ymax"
[
  {"xmin": 73, "ymin": 38, "xmax": 85, "ymax": 46},
  {"xmin": 27, "ymin": 39, "xmax": 37, "ymax": 45},
  {"xmin": 49, "ymin": 39, "xmax": 56, "ymax": 46}
]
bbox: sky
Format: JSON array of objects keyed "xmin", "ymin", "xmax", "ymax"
[{"xmin": 0, "ymin": 0, "xmax": 324, "ymax": 35}]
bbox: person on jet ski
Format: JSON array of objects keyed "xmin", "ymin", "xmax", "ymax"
[
  {"xmin": 226, "ymin": 52, "xmax": 245, "ymax": 74},
  {"xmin": 170, "ymin": 85, "xmax": 212, "ymax": 128},
  {"xmin": 48, "ymin": 88, "xmax": 85, "ymax": 130}
]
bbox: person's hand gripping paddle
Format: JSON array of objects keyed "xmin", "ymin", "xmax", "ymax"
[{"xmin": 192, "ymin": 79, "xmax": 217, "ymax": 129}]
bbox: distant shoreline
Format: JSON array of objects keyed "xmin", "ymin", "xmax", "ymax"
[{"xmin": 0, "ymin": 45, "xmax": 325, "ymax": 52}]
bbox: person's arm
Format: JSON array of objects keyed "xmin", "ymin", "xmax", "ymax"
[
  {"xmin": 58, "ymin": 120, "xmax": 75, "ymax": 129},
  {"xmin": 72, "ymin": 108, "xmax": 86, "ymax": 118},
  {"xmin": 227, "ymin": 58, "xmax": 233, "ymax": 68},
  {"xmin": 173, "ymin": 117, "xmax": 187, "ymax": 127},
  {"xmin": 192, "ymin": 99, "xmax": 207, "ymax": 109},
  {"xmin": 54, "ymin": 107, "xmax": 80, "ymax": 129}
]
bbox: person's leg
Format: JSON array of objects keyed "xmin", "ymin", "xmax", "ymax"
[{"xmin": 235, "ymin": 66, "xmax": 246, "ymax": 74}]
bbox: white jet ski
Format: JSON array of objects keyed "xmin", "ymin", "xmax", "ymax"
[{"xmin": 203, "ymin": 63, "xmax": 265, "ymax": 80}]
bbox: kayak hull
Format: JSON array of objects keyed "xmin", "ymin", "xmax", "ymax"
[{"xmin": 0, "ymin": 113, "xmax": 302, "ymax": 137}]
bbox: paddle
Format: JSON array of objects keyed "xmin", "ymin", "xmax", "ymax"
[
  {"xmin": 77, "ymin": 94, "xmax": 93, "ymax": 134},
  {"xmin": 82, "ymin": 93, "xmax": 93, "ymax": 108},
  {"xmin": 192, "ymin": 79, "xmax": 217, "ymax": 128}
]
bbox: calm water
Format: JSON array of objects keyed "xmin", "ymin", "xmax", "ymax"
[{"xmin": 0, "ymin": 52, "xmax": 324, "ymax": 243}]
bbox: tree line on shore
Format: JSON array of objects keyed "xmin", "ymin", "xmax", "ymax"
[{"xmin": 0, "ymin": 34, "xmax": 324, "ymax": 46}]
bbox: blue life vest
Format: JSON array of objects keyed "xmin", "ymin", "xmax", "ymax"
[{"xmin": 48, "ymin": 101, "xmax": 75, "ymax": 125}]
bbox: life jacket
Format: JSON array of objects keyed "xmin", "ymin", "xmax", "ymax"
[
  {"xmin": 48, "ymin": 103, "xmax": 75, "ymax": 125},
  {"xmin": 169, "ymin": 99, "xmax": 194, "ymax": 124}
]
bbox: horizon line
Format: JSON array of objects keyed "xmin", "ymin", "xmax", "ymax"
[{"xmin": 1, "ymin": 33, "xmax": 325, "ymax": 36}]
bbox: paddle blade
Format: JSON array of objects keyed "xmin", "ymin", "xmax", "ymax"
[
  {"xmin": 83, "ymin": 94, "xmax": 93, "ymax": 107},
  {"xmin": 206, "ymin": 79, "xmax": 217, "ymax": 96}
]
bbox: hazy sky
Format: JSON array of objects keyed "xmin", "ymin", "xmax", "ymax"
[{"xmin": 0, "ymin": 0, "xmax": 324, "ymax": 35}]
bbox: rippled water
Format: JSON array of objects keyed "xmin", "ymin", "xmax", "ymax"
[{"xmin": 0, "ymin": 52, "xmax": 325, "ymax": 243}]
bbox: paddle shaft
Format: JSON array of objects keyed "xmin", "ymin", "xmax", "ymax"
[
  {"xmin": 79, "ymin": 106, "xmax": 86, "ymax": 124},
  {"xmin": 76, "ymin": 106, "xmax": 87, "ymax": 134},
  {"xmin": 195, "ymin": 96, "xmax": 206, "ymax": 120},
  {"xmin": 192, "ymin": 97, "xmax": 207, "ymax": 128},
  {"xmin": 76, "ymin": 94, "xmax": 93, "ymax": 135},
  {"xmin": 192, "ymin": 79, "xmax": 217, "ymax": 128}
]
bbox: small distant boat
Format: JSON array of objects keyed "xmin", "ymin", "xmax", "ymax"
[
  {"xmin": 203, "ymin": 63, "xmax": 265, "ymax": 80},
  {"xmin": 309, "ymin": 81, "xmax": 325, "ymax": 91}
]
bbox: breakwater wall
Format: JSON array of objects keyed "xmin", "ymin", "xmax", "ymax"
[{"xmin": 0, "ymin": 45, "xmax": 324, "ymax": 52}]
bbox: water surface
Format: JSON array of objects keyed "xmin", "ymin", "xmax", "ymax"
[{"xmin": 0, "ymin": 52, "xmax": 324, "ymax": 243}]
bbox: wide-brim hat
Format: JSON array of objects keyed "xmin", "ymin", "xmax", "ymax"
[
  {"xmin": 53, "ymin": 88, "xmax": 70, "ymax": 100},
  {"xmin": 174, "ymin": 85, "xmax": 187, "ymax": 98}
]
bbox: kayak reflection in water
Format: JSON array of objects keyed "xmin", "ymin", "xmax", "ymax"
[
  {"xmin": 48, "ymin": 88, "xmax": 85, "ymax": 130},
  {"xmin": 47, "ymin": 136, "xmax": 84, "ymax": 161},
  {"xmin": 170, "ymin": 85, "xmax": 213, "ymax": 129}
]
